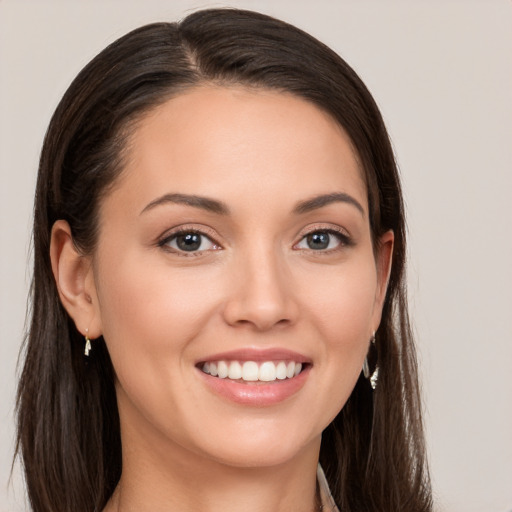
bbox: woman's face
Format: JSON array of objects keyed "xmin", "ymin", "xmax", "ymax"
[{"xmin": 89, "ymin": 86, "xmax": 392, "ymax": 468}]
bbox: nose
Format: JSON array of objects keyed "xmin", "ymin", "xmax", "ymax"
[{"xmin": 222, "ymin": 246, "xmax": 299, "ymax": 331}]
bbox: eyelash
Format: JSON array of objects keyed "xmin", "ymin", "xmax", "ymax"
[
  {"xmin": 157, "ymin": 225, "xmax": 353, "ymax": 257},
  {"xmin": 158, "ymin": 227, "xmax": 220, "ymax": 257},
  {"xmin": 294, "ymin": 226, "xmax": 353, "ymax": 253}
]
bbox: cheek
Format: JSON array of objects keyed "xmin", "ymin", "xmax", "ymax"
[
  {"xmin": 92, "ymin": 251, "xmax": 222, "ymax": 439},
  {"xmin": 297, "ymin": 256, "xmax": 377, "ymax": 410},
  {"xmin": 297, "ymin": 255, "xmax": 378, "ymax": 341},
  {"xmin": 93, "ymin": 250, "xmax": 218, "ymax": 369}
]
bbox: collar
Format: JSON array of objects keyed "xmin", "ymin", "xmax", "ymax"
[{"xmin": 317, "ymin": 464, "xmax": 340, "ymax": 512}]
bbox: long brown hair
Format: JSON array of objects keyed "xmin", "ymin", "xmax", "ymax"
[{"xmin": 17, "ymin": 8, "xmax": 432, "ymax": 512}]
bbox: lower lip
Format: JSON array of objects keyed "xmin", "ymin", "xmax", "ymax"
[{"xmin": 198, "ymin": 366, "xmax": 311, "ymax": 406}]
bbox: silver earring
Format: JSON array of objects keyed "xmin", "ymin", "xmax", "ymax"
[
  {"xmin": 369, "ymin": 366, "xmax": 379, "ymax": 390},
  {"xmin": 363, "ymin": 332, "xmax": 379, "ymax": 389},
  {"xmin": 84, "ymin": 329, "xmax": 92, "ymax": 356},
  {"xmin": 362, "ymin": 357, "xmax": 371, "ymax": 379}
]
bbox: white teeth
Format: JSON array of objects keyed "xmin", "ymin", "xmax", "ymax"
[
  {"xmin": 276, "ymin": 362, "xmax": 287, "ymax": 380},
  {"xmin": 259, "ymin": 361, "xmax": 276, "ymax": 381},
  {"xmin": 242, "ymin": 361, "xmax": 259, "ymax": 381},
  {"xmin": 217, "ymin": 361, "xmax": 229, "ymax": 379},
  {"xmin": 201, "ymin": 360, "xmax": 304, "ymax": 382},
  {"xmin": 228, "ymin": 361, "xmax": 242, "ymax": 380}
]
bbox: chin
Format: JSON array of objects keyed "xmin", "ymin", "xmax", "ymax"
[
  {"xmin": 187, "ymin": 421, "xmax": 322, "ymax": 469},
  {"xmin": 203, "ymin": 444, "xmax": 315, "ymax": 469}
]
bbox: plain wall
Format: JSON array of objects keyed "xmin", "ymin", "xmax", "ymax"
[{"xmin": 1, "ymin": 1, "xmax": 511, "ymax": 511}]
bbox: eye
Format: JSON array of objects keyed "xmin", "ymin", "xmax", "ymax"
[
  {"xmin": 295, "ymin": 229, "xmax": 349, "ymax": 251},
  {"xmin": 160, "ymin": 230, "xmax": 220, "ymax": 254}
]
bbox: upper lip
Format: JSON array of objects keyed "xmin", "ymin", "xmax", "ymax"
[{"xmin": 197, "ymin": 348, "xmax": 311, "ymax": 364}]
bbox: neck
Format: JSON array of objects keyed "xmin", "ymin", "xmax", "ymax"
[{"xmin": 104, "ymin": 432, "xmax": 321, "ymax": 512}]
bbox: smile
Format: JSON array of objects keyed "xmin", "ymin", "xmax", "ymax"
[
  {"xmin": 197, "ymin": 349, "xmax": 311, "ymax": 405},
  {"xmin": 201, "ymin": 360, "xmax": 303, "ymax": 382}
]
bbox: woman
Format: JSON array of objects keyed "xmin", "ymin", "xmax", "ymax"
[{"xmin": 16, "ymin": 8, "xmax": 432, "ymax": 512}]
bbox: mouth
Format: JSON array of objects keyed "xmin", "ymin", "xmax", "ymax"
[
  {"xmin": 196, "ymin": 350, "xmax": 312, "ymax": 405},
  {"xmin": 198, "ymin": 360, "xmax": 307, "ymax": 383},
  {"xmin": 195, "ymin": 347, "xmax": 313, "ymax": 407}
]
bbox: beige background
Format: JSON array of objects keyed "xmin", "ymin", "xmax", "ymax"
[{"xmin": 1, "ymin": 1, "xmax": 511, "ymax": 511}]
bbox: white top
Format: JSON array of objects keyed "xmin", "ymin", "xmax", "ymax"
[{"xmin": 317, "ymin": 465, "xmax": 340, "ymax": 512}]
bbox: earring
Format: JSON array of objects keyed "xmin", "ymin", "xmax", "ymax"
[
  {"xmin": 363, "ymin": 332, "xmax": 379, "ymax": 389},
  {"xmin": 370, "ymin": 366, "xmax": 379, "ymax": 390},
  {"xmin": 362, "ymin": 356, "xmax": 371, "ymax": 379},
  {"xmin": 84, "ymin": 329, "xmax": 91, "ymax": 356}
]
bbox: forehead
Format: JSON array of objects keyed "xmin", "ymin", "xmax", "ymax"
[{"xmin": 111, "ymin": 86, "xmax": 367, "ymax": 216}]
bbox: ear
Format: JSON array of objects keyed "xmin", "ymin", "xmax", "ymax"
[
  {"xmin": 371, "ymin": 229, "xmax": 394, "ymax": 330},
  {"xmin": 50, "ymin": 220, "xmax": 102, "ymax": 338}
]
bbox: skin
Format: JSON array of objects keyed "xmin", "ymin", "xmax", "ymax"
[{"xmin": 51, "ymin": 86, "xmax": 393, "ymax": 512}]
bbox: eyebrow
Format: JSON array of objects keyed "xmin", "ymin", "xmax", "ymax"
[
  {"xmin": 140, "ymin": 191, "xmax": 365, "ymax": 217},
  {"xmin": 293, "ymin": 192, "xmax": 365, "ymax": 216},
  {"xmin": 140, "ymin": 193, "xmax": 230, "ymax": 216}
]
